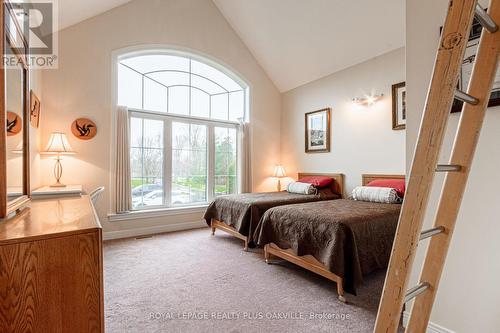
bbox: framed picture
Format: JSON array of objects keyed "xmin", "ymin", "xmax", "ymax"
[
  {"xmin": 392, "ymin": 81, "xmax": 406, "ymax": 130},
  {"xmin": 30, "ymin": 90, "xmax": 41, "ymax": 128},
  {"xmin": 305, "ymin": 108, "xmax": 330, "ymax": 153},
  {"xmin": 442, "ymin": 15, "xmax": 500, "ymax": 113}
]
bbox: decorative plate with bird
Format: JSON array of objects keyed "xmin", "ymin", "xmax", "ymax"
[{"xmin": 71, "ymin": 118, "xmax": 97, "ymax": 140}]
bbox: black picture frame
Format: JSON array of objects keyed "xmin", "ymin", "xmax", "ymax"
[{"xmin": 441, "ymin": 12, "xmax": 500, "ymax": 113}]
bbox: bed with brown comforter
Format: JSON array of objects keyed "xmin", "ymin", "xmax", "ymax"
[
  {"xmin": 204, "ymin": 189, "xmax": 340, "ymax": 245},
  {"xmin": 254, "ymin": 199, "xmax": 402, "ymax": 295}
]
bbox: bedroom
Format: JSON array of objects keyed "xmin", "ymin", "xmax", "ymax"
[{"xmin": 1, "ymin": 0, "xmax": 499, "ymax": 332}]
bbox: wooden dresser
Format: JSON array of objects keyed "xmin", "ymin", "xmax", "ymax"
[{"xmin": 0, "ymin": 195, "xmax": 104, "ymax": 333}]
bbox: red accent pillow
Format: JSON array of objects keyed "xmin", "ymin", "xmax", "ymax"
[
  {"xmin": 367, "ymin": 179, "xmax": 406, "ymax": 197},
  {"xmin": 298, "ymin": 176, "xmax": 333, "ymax": 188}
]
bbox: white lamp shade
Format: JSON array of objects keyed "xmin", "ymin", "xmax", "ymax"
[
  {"xmin": 42, "ymin": 132, "xmax": 75, "ymax": 154},
  {"xmin": 273, "ymin": 165, "xmax": 286, "ymax": 178}
]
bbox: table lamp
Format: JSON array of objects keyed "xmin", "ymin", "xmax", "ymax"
[
  {"xmin": 42, "ymin": 132, "xmax": 76, "ymax": 187},
  {"xmin": 273, "ymin": 165, "xmax": 286, "ymax": 191}
]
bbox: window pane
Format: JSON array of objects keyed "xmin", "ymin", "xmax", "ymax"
[
  {"xmin": 172, "ymin": 122, "xmax": 207, "ymax": 205},
  {"xmin": 168, "ymin": 86, "xmax": 189, "ymax": 116},
  {"xmin": 191, "ymin": 74, "xmax": 225, "ymax": 95},
  {"xmin": 215, "ymin": 127, "xmax": 236, "ymax": 152},
  {"xmin": 191, "ymin": 59, "xmax": 242, "ymax": 92},
  {"xmin": 130, "ymin": 147, "xmax": 142, "ymax": 178},
  {"xmin": 148, "ymin": 71, "xmax": 189, "ymax": 87},
  {"xmin": 130, "ymin": 118, "xmax": 164, "ymax": 209},
  {"xmin": 121, "ymin": 55, "xmax": 190, "ymax": 74},
  {"xmin": 143, "ymin": 119, "xmax": 163, "ymax": 148},
  {"xmin": 118, "ymin": 64, "xmax": 142, "ymax": 109},
  {"xmin": 144, "ymin": 77, "xmax": 167, "ymax": 112},
  {"xmin": 215, "ymin": 127, "xmax": 237, "ymax": 196},
  {"xmin": 143, "ymin": 149, "xmax": 163, "ymax": 178},
  {"xmin": 190, "ymin": 88, "xmax": 209, "ymax": 118},
  {"xmin": 130, "ymin": 117, "xmax": 142, "ymax": 147},
  {"xmin": 228, "ymin": 90, "xmax": 244, "ymax": 121},
  {"xmin": 211, "ymin": 94, "xmax": 229, "ymax": 120},
  {"xmin": 119, "ymin": 55, "xmax": 246, "ymax": 122},
  {"xmin": 172, "ymin": 122, "xmax": 189, "ymax": 150}
]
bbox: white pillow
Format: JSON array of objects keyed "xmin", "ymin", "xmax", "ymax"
[
  {"xmin": 287, "ymin": 181, "xmax": 317, "ymax": 195},
  {"xmin": 351, "ymin": 186, "xmax": 402, "ymax": 204}
]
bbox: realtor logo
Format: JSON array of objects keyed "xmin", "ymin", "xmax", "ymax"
[{"xmin": 3, "ymin": 1, "xmax": 58, "ymax": 69}]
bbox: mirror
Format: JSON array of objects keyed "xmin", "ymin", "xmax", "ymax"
[
  {"xmin": 6, "ymin": 55, "xmax": 24, "ymax": 203},
  {"xmin": 1, "ymin": 2, "xmax": 30, "ymax": 218}
]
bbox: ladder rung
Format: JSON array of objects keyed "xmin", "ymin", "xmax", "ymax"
[
  {"xmin": 436, "ymin": 164, "xmax": 462, "ymax": 172},
  {"xmin": 405, "ymin": 282, "xmax": 430, "ymax": 303},
  {"xmin": 475, "ymin": 4, "xmax": 498, "ymax": 33},
  {"xmin": 454, "ymin": 89, "xmax": 479, "ymax": 105},
  {"xmin": 420, "ymin": 226, "xmax": 445, "ymax": 241}
]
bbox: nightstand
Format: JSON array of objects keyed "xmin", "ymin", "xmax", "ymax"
[{"xmin": 31, "ymin": 185, "xmax": 83, "ymax": 199}]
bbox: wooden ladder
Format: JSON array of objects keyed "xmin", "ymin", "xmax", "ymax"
[{"xmin": 374, "ymin": 0, "xmax": 499, "ymax": 332}]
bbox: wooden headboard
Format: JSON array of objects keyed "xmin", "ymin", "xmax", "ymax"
[
  {"xmin": 297, "ymin": 172, "xmax": 345, "ymax": 198},
  {"xmin": 362, "ymin": 174, "xmax": 406, "ymax": 186}
]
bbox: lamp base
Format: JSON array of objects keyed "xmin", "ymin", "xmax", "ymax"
[
  {"xmin": 50, "ymin": 180, "xmax": 66, "ymax": 188},
  {"xmin": 51, "ymin": 156, "xmax": 66, "ymax": 188}
]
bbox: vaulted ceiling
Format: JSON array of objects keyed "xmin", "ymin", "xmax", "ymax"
[
  {"xmin": 213, "ymin": 0, "xmax": 405, "ymax": 92},
  {"xmin": 57, "ymin": 0, "xmax": 405, "ymax": 92},
  {"xmin": 58, "ymin": 0, "xmax": 132, "ymax": 30}
]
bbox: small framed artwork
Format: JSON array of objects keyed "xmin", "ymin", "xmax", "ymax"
[
  {"xmin": 30, "ymin": 90, "xmax": 41, "ymax": 128},
  {"xmin": 305, "ymin": 108, "xmax": 330, "ymax": 153},
  {"xmin": 392, "ymin": 81, "xmax": 406, "ymax": 130}
]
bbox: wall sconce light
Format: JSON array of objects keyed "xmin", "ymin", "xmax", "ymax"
[{"xmin": 352, "ymin": 94, "xmax": 384, "ymax": 106}]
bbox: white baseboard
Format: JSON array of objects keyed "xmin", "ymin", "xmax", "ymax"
[
  {"xmin": 402, "ymin": 311, "xmax": 455, "ymax": 333},
  {"xmin": 103, "ymin": 220, "xmax": 206, "ymax": 240}
]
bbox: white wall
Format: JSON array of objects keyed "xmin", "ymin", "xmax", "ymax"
[
  {"xmin": 406, "ymin": 0, "xmax": 500, "ymax": 332},
  {"xmin": 281, "ymin": 48, "xmax": 406, "ymax": 194},
  {"xmin": 39, "ymin": 0, "xmax": 282, "ymax": 234}
]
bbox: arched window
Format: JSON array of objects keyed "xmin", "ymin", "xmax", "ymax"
[{"xmin": 117, "ymin": 51, "xmax": 248, "ymax": 209}]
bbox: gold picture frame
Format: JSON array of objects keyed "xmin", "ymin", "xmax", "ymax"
[
  {"xmin": 392, "ymin": 81, "xmax": 406, "ymax": 130},
  {"xmin": 305, "ymin": 108, "xmax": 330, "ymax": 153}
]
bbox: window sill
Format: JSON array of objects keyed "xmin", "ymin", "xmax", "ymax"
[{"xmin": 108, "ymin": 204, "xmax": 208, "ymax": 222}]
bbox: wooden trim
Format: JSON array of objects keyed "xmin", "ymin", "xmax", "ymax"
[
  {"xmin": 297, "ymin": 172, "xmax": 344, "ymax": 197},
  {"xmin": 374, "ymin": 1, "xmax": 478, "ymax": 331},
  {"xmin": 361, "ymin": 174, "xmax": 405, "ymax": 186},
  {"xmin": 0, "ymin": 2, "xmax": 6, "ymax": 218},
  {"xmin": 391, "ymin": 81, "xmax": 406, "ymax": 130},
  {"xmin": 304, "ymin": 108, "xmax": 331, "ymax": 153},
  {"xmin": 23, "ymin": 55, "xmax": 30, "ymax": 196},
  {"xmin": 264, "ymin": 243, "xmax": 346, "ymax": 303},
  {"xmin": 210, "ymin": 219, "xmax": 249, "ymax": 251},
  {"xmin": 0, "ymin": 0, "xmax": 31, "ymax": 218}
]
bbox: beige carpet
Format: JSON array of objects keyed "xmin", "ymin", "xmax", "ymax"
[{"xmin": 104, "ymin": 227, "xmax": 396, "ymax": 332}]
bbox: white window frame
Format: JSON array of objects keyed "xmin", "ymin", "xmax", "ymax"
[
  {"xmin": 129, "ymin": 109, "xmax": 239, "ymax": 211},
  {"xmin": 109, "ymin": 46, "xmax": 251, "ymax": 216}
]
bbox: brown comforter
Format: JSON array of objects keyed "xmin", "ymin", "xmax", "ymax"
[
  {"xmin": 204, "ymin": 190, "xmax": 340, "ymax": 244},
  {"xmin": 254, "ymin": 199, "xmax": 401, "ymax": 294}
]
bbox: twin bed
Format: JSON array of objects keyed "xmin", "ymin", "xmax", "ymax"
[
  {"xmin": 204, "ymin": 173, "xmax": 404, "ymax": 302},
  {"xmin": 204, "ymin": 173, "xmax": 344, "ymax": 250}
]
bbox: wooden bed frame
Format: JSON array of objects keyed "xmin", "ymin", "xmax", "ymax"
[
  {"xmin": 210, "ymin": 172, "xmax": 345, "ymax": 251},
  {"xmin": 263, "ymin": 173, "xmax": 405, "ymax": 303}
]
